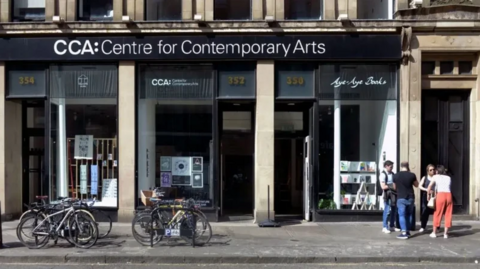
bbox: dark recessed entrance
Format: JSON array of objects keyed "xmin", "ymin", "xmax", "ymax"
[{"xmin": 421, "ymin": 90, "xmax": 470, "ymax": 214}]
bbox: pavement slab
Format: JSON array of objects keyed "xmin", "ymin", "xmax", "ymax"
[{"xmin": 1, "ymin": 220, "xmax": 480, "ymax": 264}]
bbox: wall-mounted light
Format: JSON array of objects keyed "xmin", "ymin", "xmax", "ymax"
[{"xmin": 122, "ymin": 15, "xmax": 132, "ymax": 23}]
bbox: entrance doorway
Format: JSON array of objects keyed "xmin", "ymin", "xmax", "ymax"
[
  {"xmin": 22, "ymin": 100, "xmax": 47, "ymax": 209},
  {"xmin": 219, "ymin": 102, "xmax": 255, "ymax": 219},
  {"xmin": 274, "ymin": 102, "xmax": 315, "ymax": 219},
  {"xmin": 422, "ymin": 90, "xmax": 470, "ymax": 214}
]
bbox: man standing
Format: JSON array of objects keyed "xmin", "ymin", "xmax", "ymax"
[
  {"xmin": 393, "ymin": 161, "xmax": 419, "ymax": 239},
  {"xmin": 380, "ymin": 160, "xmax": 398, "ymax": 234}
]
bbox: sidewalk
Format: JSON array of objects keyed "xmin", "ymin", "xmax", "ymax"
[{"xmin": 1, "ymin": 220, "xmax": 480, "ymax": 264}]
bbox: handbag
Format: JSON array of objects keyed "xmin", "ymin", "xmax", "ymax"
[{"xmin": 427, "ymin": 189, "xmax": 436, "ymax": 209}]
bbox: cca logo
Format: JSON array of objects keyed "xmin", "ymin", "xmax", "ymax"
[
  {"xmin": 54, "ymin": 40, "xmax": 97, "ymax": 55},
  {"xmin": 151, "ymin": 79, "xmax": 172, "ymax": 86}
]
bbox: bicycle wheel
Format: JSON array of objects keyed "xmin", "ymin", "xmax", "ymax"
[
  {"xmin": 131, "ymin": 212, "xmax": 163, "ymax": 246},
  {"xmin": 90, "ymin": 209, "xmax": 112, "ymax": 239},
  {"xmin": 16, "ymin": 214, "xmax": 50, "ymax": 249},
  {"xmin": 180, "ymin": 211, "xmax": 212, "ymax": 246},
  {"xmin": 68, "ymin": 211, "xmax": 99, "ymax": 249}
]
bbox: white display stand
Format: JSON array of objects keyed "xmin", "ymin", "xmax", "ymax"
[{"xmin": 340, "ymin": 161, "xmax": 377, "ymax": 210}]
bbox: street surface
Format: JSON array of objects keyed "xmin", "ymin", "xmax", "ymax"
[
  {"xmin": 1, "ymin": 220, "xmax": 480, "ymax": 265},
  {"xmin": 0, "ymin": 264, "xmax": 479, "ymax": 269}
]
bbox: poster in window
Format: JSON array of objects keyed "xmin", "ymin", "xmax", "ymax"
[
  {"xmin": 172, "ymin": 157, "xmax": 191, "ymax": 176},
  {"xmin": 74, "ymin": 135, "xmax": 94, "ymax": 160},
  {"xmin": 91, "ymin": 165, "xmax": 98, "ymax": 195},
  {"xmin": 191, "ymin": 157, "xmax": 203, "ymax": 173},
  {"xmin": 80, "ymin": 165, "xmax": 88, "ymax": 194},
  {"xmin": 160, "ymin": 156, "xmax": 172, "ymax": 171},
  {"xmin": 102, "ymin": 178, "xmax": 118, "ymax": 199},
  {"xmin": 192, "ymin": 173, "xmax": 204, "ymax": 188},
  {"xmin": 161, "ymin": 172, "xmax": 172, "ymax": 188}
]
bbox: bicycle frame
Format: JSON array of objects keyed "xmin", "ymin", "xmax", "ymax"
[{"xmin": 31, "ymin": 206, "xmax": 75, "ymax": 236}]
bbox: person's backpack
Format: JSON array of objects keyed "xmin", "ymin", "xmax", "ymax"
[{"xmin": 376, "ymin": 170, "xmax": 394, "ymax": 196}]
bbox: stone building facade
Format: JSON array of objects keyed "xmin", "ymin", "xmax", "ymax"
[{"xmin": 0, "ymin": 0, "xmax": 478, "ymax": 223}]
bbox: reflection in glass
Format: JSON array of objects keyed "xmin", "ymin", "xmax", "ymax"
[
  {"xmin": 285, "ymin": 0, "xmax": 322, "ymax": 20},
  {"xmin": 214, "ymin": 0, "xmax": 251, "ymax": 20},
  {"xmin": 146, "ymin": 0, "xmax": 182, "ymax": 20},
  {"xmin": 137, "ymin": 99, "xmax": 214, "ymax": 206},
  {"xmin": 78, "ymin": 0, "xmax": 113, "ymax": 21},
  {"xmin": 317, "ymin": 100, "xmax": 397, "ymax": 211},
  {"xmin": 50, "ymin": 99, "xmax": 118, "ymax": 207},
  {"xmin": 13, "ymin": 0, "xmax": 46, "ymax": 21}
]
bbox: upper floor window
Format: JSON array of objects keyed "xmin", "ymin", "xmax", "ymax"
[
  {"xmin": 78, "ymin": 0, "xmax": 113, "ymax": 21},
  {"xmin": 214, "ymin": 0, "xmax": 251, "ymax": 20},
  {"xmin": 146, "ymin": 0, "xmax": 182, "ymax": 20},
  {"xmin": 13, "ymin": 0, "xmax": 45, "ymax": 22},
  {"xmin": 357, "ymin": 0, "xmax": 395, "ymax": 20},
  {"xmin": 285, "ymin": 0, "xmax": 322, "ymax": 20}
]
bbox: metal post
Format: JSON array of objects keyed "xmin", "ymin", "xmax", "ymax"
[{"xmin": 0, "ymin": 201, "xmax": 3, "ymax": 249}]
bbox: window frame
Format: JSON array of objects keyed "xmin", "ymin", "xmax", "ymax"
[
  {"xmin": 284, "ymin": 0, "xmax": 324, "ymax": 21},
  {"xmin": 214, "ymin": 0, "xmax": 252, "ymax": 21},
  {"xmin": 77, "ymin": 0, "xmax": 114, "ymax": 22},
  {"xmin": 11, "ymin": 0, "xmax": 46, "ymax": 22},
  {"xmin": 144, "ymin": 0, "xmax": 183, "ymax": 21}
]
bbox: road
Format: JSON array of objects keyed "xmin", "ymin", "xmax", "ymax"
[{"xmin": 0, "ymin": 264, "xmax": 479, "ymax": 269}]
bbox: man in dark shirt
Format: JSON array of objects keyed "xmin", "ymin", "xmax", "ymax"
[{"xmin": 393, "ymin": 161, "xmax": 419, "ymax": 239}]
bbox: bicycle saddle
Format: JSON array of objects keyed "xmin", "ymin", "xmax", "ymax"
[{"xmin": 35, "ymin": 195, "xmax": 48, "ymax": 200}]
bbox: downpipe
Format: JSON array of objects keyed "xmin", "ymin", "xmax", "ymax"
[{"xmin": 476, "ymin": 198, "xmax": 480, "ymax": 220}]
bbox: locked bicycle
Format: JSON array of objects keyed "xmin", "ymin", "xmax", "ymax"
[
  {"xmin": 132, "ymin": 189, "xmax": 212, "ymax": 247},
  {"xmin": 16, "ymin": 197, "xmax": 99, "ymax": 249}
]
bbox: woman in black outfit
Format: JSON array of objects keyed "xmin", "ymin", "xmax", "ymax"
[{"xmin": 418, "ymin": 164, "xmax": 436, "ymax": 232}]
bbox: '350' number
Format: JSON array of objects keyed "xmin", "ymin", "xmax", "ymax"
[{"xmin": 286, "ymin": 77, "xmax": 304, "ymax": 85}]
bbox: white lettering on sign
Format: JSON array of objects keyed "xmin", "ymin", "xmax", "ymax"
[
  {"xmin": 53, "ymin": 38, "xmax": 327, "ymax": 58},
  {"xmin": 330, "ymin": 76, "xmax": 387, "ymax": 88},
  {"xmin": 151, "ymin": 79, "xmax": 199, "ymax": 87}
]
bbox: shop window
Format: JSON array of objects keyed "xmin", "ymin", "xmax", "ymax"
[
  {"xmin": 137, "ymin": 65, "xmax": 214, "ymax": 208},
  {"xmin": 146, "ymin": 0, "xmax": 182, "ymax": 21},
  {"xmin": 49, "ymin": 65, "xmax": 118, "ymax": 207},
  {"xmin": 285, "ymin": 0, "xmax": 322, "ymax": 20},
  {"xmin": 78, "ymin": 0, "xmax": 113, "ymax": 21},
  {"xmin": 214, "ymin": 0, "xmax": 251, "ymax": 20},
  {"xmin": 318, "ymin": 64, "xmax": 398, "ymax": 211},
  {"xmin": 357, "ymin": 0, "xmax": 395, "ymax": 20},
  {"xmin": 421, "ymin": 61, "xmax": 435, "ymax": 75},
  {"xmin": 440, "ymin": 61, "xmax": 454, "ymax": 75},
  {"xmin": 459, "ymin": 61, "xmax": 472, "ymax": 75},
  {"xmin": 13, "ymin": 0, "xmax": 45, "ymax": 21}
]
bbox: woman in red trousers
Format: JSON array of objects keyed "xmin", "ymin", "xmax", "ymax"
[{"xmin": 427, "ymin": 165, "xmax": 452, "ymax": 239}]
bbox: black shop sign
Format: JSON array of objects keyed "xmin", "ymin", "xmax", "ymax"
[{"xmin": 0, "ymin": 35, "xmax": 401, "ymax": 61}]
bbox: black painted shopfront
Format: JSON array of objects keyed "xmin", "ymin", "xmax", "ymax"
[{"xmin": 0, "ymin": 34, "xmax": 401, "ymax": 222}]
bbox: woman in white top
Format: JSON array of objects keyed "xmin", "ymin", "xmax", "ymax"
[
  {"xmin": 418, "ymin": 164, "xmax": 436, "ymax": 232},
  {"xmin": 427, "ymin": 165, "xmax": 453, "ymax": 239}
]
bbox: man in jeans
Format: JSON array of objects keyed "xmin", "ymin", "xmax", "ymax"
[
  {"xmin": 393, "ymin": 161, "xmax": 419, "ymax": 239},
  {"xmin": 380, "ymin": 160, "xmax": 398, "ymax": 234}
]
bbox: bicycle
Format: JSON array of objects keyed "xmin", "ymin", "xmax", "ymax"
[
  {"xmin": 131, "ymin": 188, "xmax": 212, "ymax": 247},
  {"xmin": 16, "ymin": 197, "xmax": 99, "ymax": 249},
  {"xmin": 21, "ymin": 196, "xmax": 112, "ymax": 239}
]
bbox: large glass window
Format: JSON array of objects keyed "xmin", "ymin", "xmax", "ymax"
[
  {"xmin": 13, "ymin": 0, "xmax": 45, "ymax": 21},
  {"xmin": 214, "ymin": 0, "xmax": 251, "ymax": 20},
  {"xmin": 285, "ymin": 0, "xmax": 322, "ymax": 20},
  {"xmin": 357, "ymin": 0, "xmax": 395, "ymax": 20},
  {"xmin": 317, "ymin": 64, "xmax": 397, "ymax": 212},
  {"xmin": 137, "ymin": 65, "xmax": 214, "ymax": 208},
  {"xmin": 146, "ymin": 0, "xmax": 182, "ymax": 20},
  {"xmin": 50, "ymin": 65, "xmax": 118, "ymax": 207},
  {"xmin": 78, "ymin": 0, "xmax": 113, "ymax": 21}
]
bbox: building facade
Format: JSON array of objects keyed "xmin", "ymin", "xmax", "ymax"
[{"xmin": 0, "ymin": 0, "xmax": 478, "ymax": 223}]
